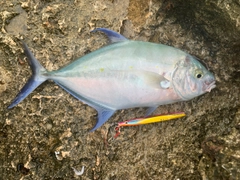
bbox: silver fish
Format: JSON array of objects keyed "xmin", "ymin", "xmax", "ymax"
[{"xmin": 8, "ymin": 28, "xmax": 216, "ymax": 131}]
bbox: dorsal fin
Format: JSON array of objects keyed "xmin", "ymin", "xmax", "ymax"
[{"xmin": 91, "ymin": 28, "xmax": 128, "ymax": 43}]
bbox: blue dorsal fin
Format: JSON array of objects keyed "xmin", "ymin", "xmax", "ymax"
[
  {"xmin": 145, "ymin": 106, "xmax": 158, "ymax": 117},
  {"xmin": 91, "ymin": 28, "xmax": 128, "ymax": 43}
]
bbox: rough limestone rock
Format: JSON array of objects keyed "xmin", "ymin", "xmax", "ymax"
[{"xmin": 0, "ymin": 0, "xmax": 239, "ymax": 179}]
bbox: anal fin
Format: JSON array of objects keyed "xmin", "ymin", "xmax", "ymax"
[
  {"xmin": 54, "ymin": 81, "xmax": 115, "ymax": 131},
  {"xmin": 90, "ymin": 108, "xmax": 115, "ymax": 132}
]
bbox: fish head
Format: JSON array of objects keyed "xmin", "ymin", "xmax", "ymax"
[{"xmin": 172, "ymin": 55, "xmax": 216, "ymax": 100}]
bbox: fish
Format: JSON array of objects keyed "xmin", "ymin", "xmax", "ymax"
[{"xmin": 8, "ymin": 28, "xmax": 216, "ymax": 131}]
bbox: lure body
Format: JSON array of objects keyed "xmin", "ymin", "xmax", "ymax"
[
  {"xmin": 8, "ymin": 28, "xmax": 216, "ymax": 131},
  {"xmin": 118, "ymin": 112, "xmax": 186, "ymax": 127}
]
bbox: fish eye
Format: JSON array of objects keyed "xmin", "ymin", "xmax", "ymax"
[
  {"xmin": 196, "ymin": 74, "xmax": 202, "ymax": 78},
  {"xmin": 195, "ymin": 70, "xmax": 203, "ymax": 79}
]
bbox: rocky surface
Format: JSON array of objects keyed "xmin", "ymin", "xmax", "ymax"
[{"xmin": 0, "ymin": 0, "xmax": 239, "ymax": 179}]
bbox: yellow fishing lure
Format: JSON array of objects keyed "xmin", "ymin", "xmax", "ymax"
[{"xmin": 118, "ymin": 112, "xmax": 186, "ymax": 127}]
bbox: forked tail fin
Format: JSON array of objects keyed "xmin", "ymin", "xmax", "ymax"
[{"xmin": 8, "ymin": 42, "xmax": 48, "ymax": 109}]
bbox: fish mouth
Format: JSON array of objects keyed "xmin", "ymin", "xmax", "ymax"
[{"xmin": 205, "ymin": 81, "xmax": 216, "ymax": 92}]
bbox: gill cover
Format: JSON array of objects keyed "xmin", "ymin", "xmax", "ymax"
[{"xmin": 172, "ymin": 55, "xmax": 215, "ymax": 100}]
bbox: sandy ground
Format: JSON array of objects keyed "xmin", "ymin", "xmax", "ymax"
[{"xmin": 0, "ymin": 0, "xmax": 239, "ymax": 179}]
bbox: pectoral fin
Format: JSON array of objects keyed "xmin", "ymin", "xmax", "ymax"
[
  {"xmin": 136, "ymin": 71, "xmax": 171, "ymax": 90},
  {"xmin": 160, "ymin": 79, "xmax": 171, "ymax": 89}
]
